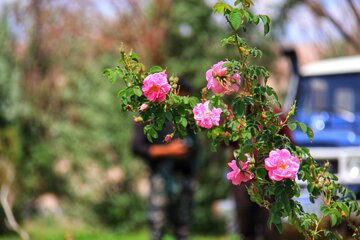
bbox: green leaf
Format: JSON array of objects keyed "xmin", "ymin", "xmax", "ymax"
[
  {"xmin": 252, "ymin": 15, "xmax": 259, "ymax": 24},
  {"xmin": 103, "ymin": 68, "xmax": 116, "ymax": 83},
  {"xmin": 330, "ymin": 213, "xmax": 337, "ymax": 227},
  {"xmin": 213, "ymin": 2, "xmax": 232, "ymax": 14},
  {"xmin": 144, "ymin": 125, "xmax": 158, "ymax": 143},
  {"xmin": 133, "ymin": 86, "xmax": 142, "ymax": 97},
  {"xmin": 288, "ymin": 122, "xmax": 297, "ymax": 131},
  {"xmin": 125, "ymin": 87, "xmax": 134, "ymax": 97},
  {"xmin": 172, "ymin": 95, "xmax": 181, "ymax": 104},
  {"xmin": 165, "ymin": 112, "xmax": 173, "ymax": 121},
  {"xmin": 229, "ymin": 10, "xmax": 242, "ymax": 30},
  {"xmin": 239, "ymin": 9, "xmax": 251, "ymax": 22},
  {"xmin": 210, "ymin": 141, "xmax": 217, "ymax": 152},
  {"xmin": 221, "ymin": 35, "xmax": 237, "ymax": 46},
  {"xmin": 324, "ymin": 230, "xmax": 340, "ymax": 240},
  {"xmin": 117, "ymin": 89, "xmax": 126, "ymax": 98},
  {"xmin": 296, "ymin": 122, "xmax": 314, "ymax": 142},
  {"xmin": 338, "ymin": 203, "xmax": 350, "ymax": 216},
  {"xmin": 232, "ymin": 99, "xmax": 245, "ymax": 118},
  {"xmin": 307, "ymin": 128, "xmax": 314, "ymax": 142},
  {"xmin": 297, "ymin": 122, "xmax": 307, "ymax": 133},
  {"xmin": 234, "ymin": 0, "xmax": 242, "ymax": 6},
  {"xmin": 115, "ymin": 66, "xmax": 125, "ymax": 78},
  {"xmin": 254, "ymin": 167, "xmax": 267, "ymax": 179},
  {"xmin": 131, "ymin": 52, "xmax": 139, "ymax": 61},
  {"xmin": 265, "ymin": 86, "xmax": 274, "ymax": 96},
  {"xmin": 259, "ymin": 15, "xmax": 270, "ymax": 35},
  {"xmin": 179, "ymin": 117, "xmax": 188, "ymax": 127},
  {"xmin": 244, "ymin": 96, "xmax": 254, "ymax": 105},
  {"xmin": 259, "ymin": 15, "xmax": 270, "ymax": 25},
  {"xmin": 149, "ymin": 66, "xmax": 163, "ymax": 73},
  {"xmin": 264, "ymin": 23, "xmax": 270, "ymax": 35},
  {"xmin": 287, "ymin": 102, "xmax": 297, "ymax": 119},
  {"xmin": 212, "ymin": 94, "xmax": 221, "ymax": 107}
]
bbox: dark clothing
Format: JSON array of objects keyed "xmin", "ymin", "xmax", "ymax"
[
  {"xmin": 232, "ymin": 106, "xmax": 291, "ymax": 240},
  {"xmin": 148, "ymin": 173, "xmax": 196, "ymax": 240},
  {"xmin": 132, "ymin": 123, "xmax": 198, "ymax": 177},
  {"xmin": 132, "ymin": 123, "xmax": 199, "ymax": 240},
  {"xmin": 232, "ymin": 183, "xmax": 280, "ymax": 240}
]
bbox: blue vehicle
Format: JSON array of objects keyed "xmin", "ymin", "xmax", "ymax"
[{"xmin": 284, "ymin": 52, "xmax": 360, "ymax": 198}]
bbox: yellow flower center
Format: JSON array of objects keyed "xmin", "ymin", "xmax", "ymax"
[
  {"xmin": 150, "ymin": 84, "xmax": 160, "ymax": 92},
  {"xmin": 280, "ymin": 163, "xmax": 288, "ymax": 169}
]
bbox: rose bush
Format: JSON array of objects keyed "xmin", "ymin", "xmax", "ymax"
[{"xmin": 104, "ymin": 1, "xmax": 360, "ymax": 239}]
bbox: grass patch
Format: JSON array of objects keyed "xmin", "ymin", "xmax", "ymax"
[{"xmin": 0, "ymin": 217, "xmax": 235, "ymax": 240}]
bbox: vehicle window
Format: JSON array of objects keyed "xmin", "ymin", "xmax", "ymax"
[
  {"xmin": 297, "ymin": 73, "xmax": 360, "ymax": 119},
  {"xmin": 304, "ymin": 78, "xmax": 328, "ymax": 113}
]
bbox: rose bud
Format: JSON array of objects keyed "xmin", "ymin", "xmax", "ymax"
[
  {"xmin": 164, "ymin": 134, "xmax": 173, "ymax": 143},
  {"xmin": 133, "ymin": 117, "xmax": 143, "ymax": 123},
  {"xmin": 139, "ymin": 103, "xmax": 149, "ymax": 111}
]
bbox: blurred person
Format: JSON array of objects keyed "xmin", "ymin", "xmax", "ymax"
[
  {"xmin": 231, "ymin": 106, "xmax": 291, "ymax": 240},
  {"xmin": 132, "ymin": 77, "xmax": 199, "ymax": 240}
]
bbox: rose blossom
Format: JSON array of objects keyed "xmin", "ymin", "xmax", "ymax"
[
  {"xmin": 139, "ymin": 103, "xmax": 149, "ymax": 111},
  {"xmin": 206, "ymin": 61, "xmax": 241, "ymax": 95},
  {"xmin": 227, "ymin": 154, "xmax": 254, "ymax": 185},
  {"xmin": 142, "ymin": 72, "xmax": 171, "ymax": 102},
  {"xmin": 264, "ymin": 149, "xmax": 300, "ymax": 181},
  {"xmin": 193, "ymin": 101, "xmax": 222, "ymax": 129}
]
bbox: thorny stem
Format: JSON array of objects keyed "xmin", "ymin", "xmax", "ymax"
[
  {"xmin": 311, "ymin": 214, "xmax": 324, "ymax": 240},
  {"xmin": 225, "ymin": 16, "xmax": 243, "ymax": 58}
]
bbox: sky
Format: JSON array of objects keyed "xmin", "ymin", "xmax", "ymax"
[{"xmin": 1, "ymin": 0, "xmax": 358, "ymax": 46}]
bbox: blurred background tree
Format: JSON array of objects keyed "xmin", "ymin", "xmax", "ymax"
[
  {"xmin": 0, "ymin": 0, "xmax": 233, "ymax": 236},
  {"xmin": 0, "ymin": 7, "xmax": 24, "ymax": 236},
  {"xmin": 269, "ymin": 0, "xmax": 360, "ymax": 57}
]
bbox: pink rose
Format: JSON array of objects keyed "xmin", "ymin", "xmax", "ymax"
[
  {"xmin": 142, "ymin": 72, "xmax": 171, "ymax": 102},
  {"xmin": 206, "ymin": 61, "xmax": 241, "ymax": 95},
  {"xmin": 227, "ymin": 154, "xmax": 254, "ymax": 185},
  {"xmin": 193, "ymin": 101, "xmax": 222, "ymax": 129},
  {"xmin": 264, "ymin": 149, "xmax": 300, "ymax": 181},
  {"xmin": 139, "ymin": 103, "xmax": 149, "ymax": 111}
]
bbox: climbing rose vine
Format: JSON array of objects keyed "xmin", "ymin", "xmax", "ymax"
[{"xmin": 104, "ymin": 1, "xmax": 360, "ymax": 239}]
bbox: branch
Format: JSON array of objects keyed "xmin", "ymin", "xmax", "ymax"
[
  {"xmin": 0, "ymin": 185, "xmax": 29, "ymax": 240},
  {"xmin": 306, "ymin": 0, "xmax": 360, "ymax": 52},
  {"xmin": 349, "ymin": 0, "xmax": 360, "ymax": 27}
]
